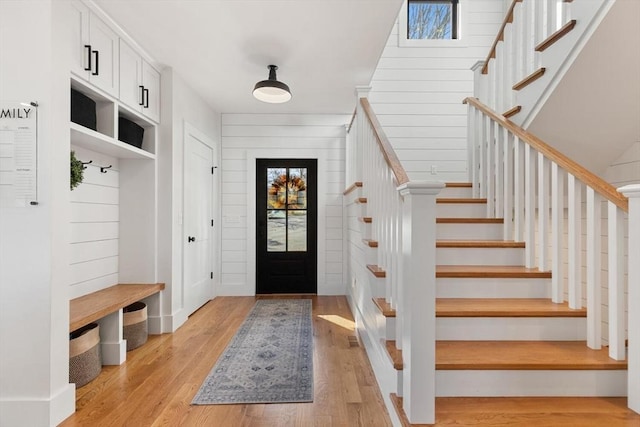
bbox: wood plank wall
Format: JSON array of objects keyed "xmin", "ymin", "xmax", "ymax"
[
  {"xmin": 69, "ymin": 146, "xmax": 119, "ymax": 298},
  {"xmin": 369, "ymin": 0, "xmax": 505, "ymax": 182},
  {"xmin": 219, "ymin": 114, "xmax": 349, "ymax": 295}
]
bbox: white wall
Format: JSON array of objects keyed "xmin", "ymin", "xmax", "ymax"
[
  {"xmin": 220, "ymin": 114, "xmax": 348, "ymax": 296},
  {"xmin": 369, "ymin": 0, "xmax": 504, "ymax": 182},
  {"xmin": 0, "ymin": 1, "xmax": 75, "ymax": 425},
  {"xmin": 69, "ymin": 147, "xmax": 120, "ymax": 298},
  {"xmin": 158, "ymin": 68, "xmax": 221, "ymax": 331}
]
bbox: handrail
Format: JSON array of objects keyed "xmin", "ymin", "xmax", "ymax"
[
  {"xmin": 482, "ymin": 0, "xmax": 522, "ymax": 74},
  {"xmin": 464, "ymin": 96, "xmax": 629, "ymax": 212},
  {"xmin": 359, "ymin": 98, "xmax": 410, "ymax": 186},
  {"xmin": 347, "ymin": 107, "xmax": 357, "ymax": 134}
]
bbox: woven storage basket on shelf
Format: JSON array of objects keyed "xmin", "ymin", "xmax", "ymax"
[
  {"xmin": 69, "ymin": 323, "xmax": 101, "ymax": 388},
  {"xmin": 123, "ymin": 301, "xmax": 148, "ymax": 351}
]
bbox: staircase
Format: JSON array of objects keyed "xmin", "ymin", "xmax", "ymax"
[{"xmin": 345, "ymin": 1, "xmax": 639, "ymax": 425}]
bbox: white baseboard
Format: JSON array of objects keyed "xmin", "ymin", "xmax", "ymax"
[
  {"xmin": 217, "ymin": 283, "xmax": 254, "ymax": 296},
  {"xmin": 318, "ymin": 282, "xmax": 346, "ymax": 295},
  {"xmin": 0, "ymin": 383, "xmax": 75, "ymax": 427},
  {"xmin": 163, "ymin": 308, "xmax": 188, "ymax": 333}
]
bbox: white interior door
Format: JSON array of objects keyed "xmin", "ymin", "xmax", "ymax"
[{"xmin": 184, "ymin": 124, "xmax": 215, "ymax": 316}]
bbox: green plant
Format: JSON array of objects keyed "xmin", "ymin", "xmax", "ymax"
[{"xmin": 70, "ymin": 151, "xmax": 84, "ymax": 190}]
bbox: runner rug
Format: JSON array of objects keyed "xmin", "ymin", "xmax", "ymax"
[{"xmin": 191, "ymin": 299, "xmax": 313, "ymax": 405}]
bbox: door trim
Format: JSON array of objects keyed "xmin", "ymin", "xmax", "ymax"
[{"xmin": 240, "ymin": 149, "xmax": 328, "ymax": 296}]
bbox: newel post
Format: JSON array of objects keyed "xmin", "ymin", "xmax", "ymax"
[
  {"xmin": 397, "ymin": 181, "xmax": 444, "ymax": 424},
  {"xmin": 619, "ymin": 184, "xmax": 640, "ymax": 413}
]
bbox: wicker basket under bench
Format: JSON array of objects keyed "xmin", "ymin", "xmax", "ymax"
[{"xmin": 68, "ymin": 283, "xmax": 165, "ymax": 386}]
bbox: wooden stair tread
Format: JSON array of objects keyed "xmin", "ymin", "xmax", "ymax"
[
  {"xmin": 503, "ymin": 105, "xmax": 522, "ymax": 118},
  {"xmin": 358, "ymin": 216, "xmax": 372, "ymax": 223},
  {"xmin": 355, "ymin": 197, "xmax": 367, "ymax": 204},
  {"xmin": 396, "ymin": 395, "xmax": 640, "ymax": 427},
  {"xmin": 436, "ymin": 298, "xmax": 586, "ymax": 317},
  {"xmin": 373, "ymin": 297, "xmax": 396, "ymax": 317},
  {"xmin": 437, "ymin": 198, "xmax": 487, "ymax": 204},
  {"xmin": 362, "ymin": 238, "xmax": 378, "ymax": 248},
  {"xmin": 343, "ymin": 181, "xmax": 362, "ymax": 195},
  {"xmin": 437, "ymin": 240, "xmax": 525, "ymax": 248},
  {"xmin": 513, "ymin": 67, "xmax": 546, "ymax": 91},
  {"xmin": 386, "ymin": 340, "xmax": 404, "ymax": 370},
  {"xmin": 437, "ymin": 265, "xmax": 551, "ymax": 278},
  {"xmin": 536, "ymin": 19, "xmax": 577, "ymax": 52},
  {"xmin": 445, "ymin": 182, "xmax": 472, "ymax": 188},
  {"xmin": 437, "ymin": 341, "xmax": 628, "ymax": 370},
  {"xmin": 367, "ymin": 264, "xmax": 386, "ymax": 278},
  {"xmin": 437, "ymin": 218, "xmax": 503, "ymax": 224}
]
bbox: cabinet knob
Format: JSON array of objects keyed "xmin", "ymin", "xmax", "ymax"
[{"xmin": 188, "ymin": 236, "xmax": 196, "ymax": 243}]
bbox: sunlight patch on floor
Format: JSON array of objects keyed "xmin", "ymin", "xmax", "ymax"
[{"xmin": 317, "ymin": 314, "xmax": 355, "ymax": 331}]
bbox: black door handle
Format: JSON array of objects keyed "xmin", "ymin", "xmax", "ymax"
[
  {"xmin": 84, "ymin": 45, "xmax": 92, "ymax": 71},
  {"xmin": 139, "ymin": 85, "xmax": 145, "ymax": 105},
  {"xmin": 143, "ymin": 88, "xmax": 149, "ymax": 108},
  {"xmin": 188, "ymin": 236, "xmax": 195, "ymax": 243}
]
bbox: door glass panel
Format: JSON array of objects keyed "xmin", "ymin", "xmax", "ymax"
[
  {"xmin": 267, "ymin": 168, "xmax": 287, "ymax": 209},
  {"xmin": 287, "ymin": 210, "xmax": 307, "ymax": 252},
  {"xmin": 288, "ymin": 168, "xmax": 307, "ymax": 209},
  {"xmin": 267, "ymin": 210, "xmax": 286, "ymax": 252},
  {"xmin": 265, "ymin": 166, "xmax": 308, "ymax": 253}
]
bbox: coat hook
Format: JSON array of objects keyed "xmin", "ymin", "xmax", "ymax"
[
  {"xmin": 81, "ymin": 160, "xmax": 93, "ymax": 170},
  {"xmin": 100, "ymin": 165, "xmax": 112, "ymax": 173}
]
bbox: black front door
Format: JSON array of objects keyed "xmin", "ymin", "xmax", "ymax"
[{"xmin": 256, "ymin": 159, "xmax": 317, "ymax": 294}]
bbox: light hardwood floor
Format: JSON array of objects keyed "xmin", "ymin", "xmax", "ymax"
[
  {"xmin": 61, "ymin": 296, "xmax": 392, "ymax": 427},
  {"xmin": 60, "ymin": 296, "xmax": 640, "ymax": 426}
]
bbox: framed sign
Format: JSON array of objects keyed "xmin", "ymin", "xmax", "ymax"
[{"xmin": 0, "ymin": 101, "xmax": 38, "ymax": 207}]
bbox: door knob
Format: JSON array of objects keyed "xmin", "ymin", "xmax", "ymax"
[{"xmin": 188, "ymin": 236, "xmax": 195, "ymax": 243}]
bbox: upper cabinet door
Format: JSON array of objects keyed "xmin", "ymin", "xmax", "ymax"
[
  {"xmin": 119, "ymin": 40, "xmax": 143, "ymax": 110},
  {"xmin": 88, "ymin": 13, "xmax": 119, "ymax": 97},
  {"xmin": 141, "ymin": 61, "xmax": 160, "ymax": 123},
  {"xmin": 70, "ymin": 1, "xmax": 90, "ymax": 79}
]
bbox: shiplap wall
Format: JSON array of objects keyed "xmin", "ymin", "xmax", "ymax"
[
  {"xmin": 69, "ymin": 145, "xmax": 119, "ymax": 298},
  {"xmin": 220, "ymin": 114, "xmax": 348, "ymax": 296},
  {"xmin": 369, "ymin": 0, "xmax": 504, "ymax": 182}
]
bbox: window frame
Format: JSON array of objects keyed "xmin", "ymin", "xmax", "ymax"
[{"xmin": 398, "ymin": 0, "xmax": 468, "ymax": 48}]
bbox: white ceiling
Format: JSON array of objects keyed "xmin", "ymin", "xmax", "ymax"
[{"xmin": 93, "ymin": 0, "xmax": 404, "ymax": 115}]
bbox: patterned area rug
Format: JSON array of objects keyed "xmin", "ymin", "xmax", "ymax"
[{"xmin": 191, "ymin": 299, "xmax": 313, "ymax": 405}]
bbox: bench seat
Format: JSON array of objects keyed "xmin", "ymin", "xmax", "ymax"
[{"xmin": 69, "ymin": 283, "xmax": 165, "ymax": 332}]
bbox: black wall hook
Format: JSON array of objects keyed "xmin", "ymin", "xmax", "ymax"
[
  {"xmin": 81, "ymin": 160, "xmax": 93, "ymax": 170},
  {"xmin": 100, "ymin": 165, "xmax": 112, "ymax": 173}
]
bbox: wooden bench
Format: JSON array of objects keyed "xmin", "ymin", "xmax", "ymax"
[{"xmin": 69, "ymin": 283, "xmax": 165, "ymax": 364}]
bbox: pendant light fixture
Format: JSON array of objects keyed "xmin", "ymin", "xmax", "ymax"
[{"xmin": 253, "ymin": 65, "xmax": 292, "ymax": 103}]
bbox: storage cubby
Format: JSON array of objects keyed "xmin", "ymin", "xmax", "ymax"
[{"xmin": 70, "ymin": 76, "xmax": 155, "ymax": 160}]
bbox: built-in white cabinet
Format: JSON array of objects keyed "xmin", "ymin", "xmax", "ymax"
[
  {"xmin": 119, "ymin": 40, "xmax": 161, "ymax": 123},
  {"xmin": 70, "ymin": 1, "xmax": 119, "ymax": 97}
]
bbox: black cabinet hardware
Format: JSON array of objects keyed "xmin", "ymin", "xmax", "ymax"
[
  {"xmin": 143, "ymin": 88, "xmax": 149, "ymax": 108},
  {"xmin": 92, "ymin": 49, "xmax": 99, "ymax": 75},
  {"xmin": 139, "ymin": 85, "xmax": 145, "ymax": 105},
  {"xmin": 188, "ymin": 236, "xmax": 195, "ymax": 243},
  {"xmin": 84, "ymin": 45, "xmax": 92, "ymax": 71}
]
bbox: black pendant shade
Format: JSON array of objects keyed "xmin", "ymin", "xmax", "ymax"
[{"xmin": 253, "ymin": 65, "xmax": 292, "ymax": 103}]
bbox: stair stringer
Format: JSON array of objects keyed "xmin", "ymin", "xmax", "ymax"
[{"xmin": 344, "ymin": 185, "xmax": 403, "ymax": 427}]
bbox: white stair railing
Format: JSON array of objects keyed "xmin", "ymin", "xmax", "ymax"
[
  {"xmin": 465, "ymin": 96, "xmax": 638, "ymax": 413},
  {"xmin": 346, "ymin": 90, "xmax": 443, "ymax": 424}
]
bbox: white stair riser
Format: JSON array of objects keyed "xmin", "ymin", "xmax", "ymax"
[
  {"xmin": 360, "ymin": 222, "xmax": 371, "ymax": 239},
  {"xmin": 369, "ymin": 276, "xmax": 386, "ymax": 298},
  {"xmin": 437, "ymin": 203, "xmax": 487, "ymax": 218},
  {"xmin": 437, "ymin": 247, "xmax": 524, "ymax": 265},
  {"xmin": 363, "ymin": 245, "xmax": 377, "ymax": 266},
  {"xmin": 379, "ymin": 315, "xmax": 396, "ymax": 341},
  {"xmin": 439, "ymin": 187, "xmax": 473, "ymax": 198},
  {"xmin": 436, "ymin": 370, "xmax": 627, "ymax": 397},
  {"xmin": 437, "ymin": 223, "xmax": 503, "ymax": 240},
  {"xmin": 436, "ymin": 278, "xmax": 551, "ymax": 298},
  {"xmin": 437, "ymin": 317, "xmax": 586, "ymax": 341}
]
